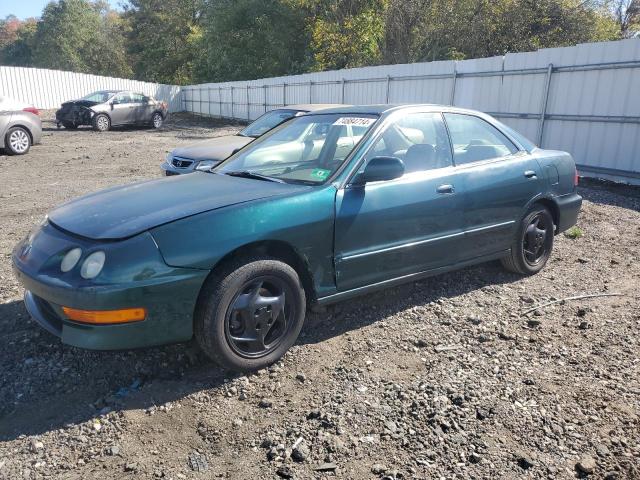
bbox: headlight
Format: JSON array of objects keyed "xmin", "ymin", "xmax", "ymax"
[
  {"xmin": 80, "ymin": 251, "xmax": 106, "ymax": 279},
  {"xmin": 61, "ymin": 248, "xmax": 82, "ymax": 272},
  {"xmin": 195, "ymin": 160, "xmax": 216, "ymax": 171}
]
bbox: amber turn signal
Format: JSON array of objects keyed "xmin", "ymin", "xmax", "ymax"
[{"xmin": 62, "ymin": 306, "xmax": 146, "ymax": 324}]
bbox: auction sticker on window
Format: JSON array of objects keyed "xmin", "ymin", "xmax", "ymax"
[
  {"xmin": 333, "ymin": 117, "xmax": 376, "ymax": 127},
  {"xmin": 311, "ymin": 168, "xmax": 331, "ymax": 180}
]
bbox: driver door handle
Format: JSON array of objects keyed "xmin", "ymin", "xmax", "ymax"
[
  {"xmin": 436, "ymin": 184, "xmax": 455, "ymax": 194},
  {"xmin": 524, "ymin": 170, "xmax": 537, "ymax": 178}
]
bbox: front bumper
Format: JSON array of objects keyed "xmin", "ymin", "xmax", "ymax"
[
  {"xmin": 12, "ymin": 224, "xmax": 209, "ymax": 350},
  {"xmin": 160, "ymin": 160, "xmax": 196, "ymax": 176}
]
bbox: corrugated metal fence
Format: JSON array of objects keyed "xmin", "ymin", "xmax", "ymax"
[
  {"xmin": 183, "ymin": 39, "xmax": 640, "ymax": 184},
  {"xmin": 0, "ymin": 66, "xmax": 182, "ymax": 112}
]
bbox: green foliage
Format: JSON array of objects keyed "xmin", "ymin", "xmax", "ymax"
[
  {"xmin": 564, "ymin": 226, "xmax": 584, "ymax": 239},
  {"xmin": 123, "ymin": 0, "xmax": 204, "ymax": 85},
  {"xmin": 0, "ymin": 0, "xmax": 630, "ymax": 83},
  {"xmin": 194, "ymin": 0, "xmax": 310, "ymax": 82},
  {"xmin": 0, "ymin": 17, "xmax": 37, "ymax": 66}
]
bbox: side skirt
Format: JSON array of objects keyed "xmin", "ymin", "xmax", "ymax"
[{"xmin": 316, "ymin": 250, "xmax": 509, "ymax": 306}]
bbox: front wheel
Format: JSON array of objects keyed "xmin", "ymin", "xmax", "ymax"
[
  {"xmin": 501, "ymin": 205, "xmax": 554, "ymax": 275},
  {"xmin": 194, "ymin": 257, "xmax": 306, "ymax": 372},
  {"xmin": 5, "ymin": 127, "xmax": 31, "ymax": 155},
  {"xmin": 92, "ymin": 113, "xmax": 110, "ymax": 132}
]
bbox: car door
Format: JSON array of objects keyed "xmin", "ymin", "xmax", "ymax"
[
  {"xmin": 131, "ymin": 93, "xmax": 153, "ymax": 124},
  {"xmin": 109, "ymin": 92, "xmax": 136, "ymax": 125},
  {"xmin": 0, "ymin": 97, "xmax": 10, "ymax": 140},
  {"xmin": 334, "ymin": 112, "xmax": 465, "ymax": 291},
  {"xmin": 443, "ymin": 113, "xmax": 543, "ymax": 260}
]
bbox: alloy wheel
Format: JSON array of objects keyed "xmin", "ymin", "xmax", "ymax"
[
  {"xmin": 153, "ymin": 113, "xmax": 162, "ymax": 128},
  {"xmin": 523, "ymin": 213, "xmax": 550, "ymax": 266},
  {"xmin": 9, "ymin": 129, "xmax": 29, "ymax": 153},
  {"xmin": 224, "ymin": 276, "xmax": 293, "ymax": 358},
  {"xmin": 96, "ymin": 116, "xmax": 109, "ymax": 131}
]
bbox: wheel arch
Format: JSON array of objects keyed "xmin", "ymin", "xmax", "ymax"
[
  {"xmin": 532, "ymin": 197, "xmax": 560, "ymax": 234},
  {"xmin": 205, "ymin": 240, "xmax": 317, "ymax": 305}
]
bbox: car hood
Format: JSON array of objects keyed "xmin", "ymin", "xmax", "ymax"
[
  {"xmin": 48, "ymin": 173, "xmax": 309, "ymax": 240},
  {"xmin": 170, "ymin": 134, "xmax": 252, "ymax": 162},
  {"xmin": 60, "ymin": 100, "xmax": 100, "ymax": 108}
]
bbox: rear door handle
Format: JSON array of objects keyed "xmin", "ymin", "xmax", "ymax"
[
  {"xmin": 436, "ymin": 184, "xmax": 455, "ymax": 194},
  {"xmin": 524, "ymin": 170, "xmax": 537, "ymax": 178}
]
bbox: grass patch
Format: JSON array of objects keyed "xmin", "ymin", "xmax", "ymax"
[{"xmin": 564, "ymin": 226, "xmax": 584, "ymax": 239}]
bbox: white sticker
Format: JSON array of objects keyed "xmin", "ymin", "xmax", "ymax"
[{"xmin": 333, "ymin": 117, "xmax": 376, "ymax": 127}]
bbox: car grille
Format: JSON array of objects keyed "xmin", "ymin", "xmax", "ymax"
[{"xmin": 172, "ymin": 156, "xmax": 194, "ymax": 168}]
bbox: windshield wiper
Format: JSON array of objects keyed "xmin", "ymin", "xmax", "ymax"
[{"xmin": 224, "ymin": 170, "xmax": 285, "ymax": 183}]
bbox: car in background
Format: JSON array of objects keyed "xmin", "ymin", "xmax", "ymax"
[
  {"xmin": 0, "ymin": 95, "xmax": 42, "ymax": 155},
  {"xmin": 55, "ymin": 90, "xmax": 168, "ymax": 132},
  {"xmin": 161, "ymin": 104, "xmax": 342, "ymax": 175},
  {"xmin": 13, "ymin": 104, "xmax": 581, "ymax": 372}
]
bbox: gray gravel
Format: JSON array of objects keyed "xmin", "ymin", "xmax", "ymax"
[{"xmin": 0, "ymin": 112, "xmax": 639, "ymax": 479}]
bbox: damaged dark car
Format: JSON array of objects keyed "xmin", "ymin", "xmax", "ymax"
[{"xmin": 55, "ymin": 90, "xmax": 168, "ymax": 132}]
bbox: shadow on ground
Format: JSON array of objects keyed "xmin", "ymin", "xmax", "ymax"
[{"xmin": 0, "ymin": 261, "xmax": 518, "ymax": 441}]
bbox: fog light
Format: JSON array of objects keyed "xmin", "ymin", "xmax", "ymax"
[
  {"xmin": 80, "ymin": 251, "xmax": 105, "ymax": 279},
  {"xmin": 61, "ymin": 248, "xmax": 82, "ymax": 272},
  {"xmin": 62, "ymin": 306, "xmax": 146, "ymax": 324}
]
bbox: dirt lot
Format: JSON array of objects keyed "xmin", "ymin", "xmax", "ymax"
[{"xmin": 0, "ymin": 112, "xmax": 639, "ymax": 480}]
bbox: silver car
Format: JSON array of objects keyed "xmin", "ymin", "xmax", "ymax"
[
  {"xmin": 0, "ymin": 95, "xmax": 42, "ymax": 155},
  {"xmin": 161, "ymin": 104, "xmax": 342, "ymax": 175},
  {"xmin": 55, "ymin": 90, "xmax": 168, "ymax": 132}
]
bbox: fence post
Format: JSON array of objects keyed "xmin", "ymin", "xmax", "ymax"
[
  {"xmin": 341, "ymin": 78, "xmax": 346, "ymax": 104},
  {"xmin": 309, "ymin": 81, "xmax": 313, "ymax": 103},
  {"xmin": 246, "ymin": 85, "xmax": 250, "ymax": 121},
  {"xmin": 199, "ymin": 88, "xmax": 202, "ymax": 115},
  {"xmin": 230, "ymin": 86, "xmax": 234, "ymax": 119},
  {"xmin": 263, "ymin": 84, "xmax": 267, "ymax": 113},
  {"xmin": 537, "ymin": 63, "xmax": 554, "ymax": 147},
  {"xmin": 450, "ymin": 64, "xmax": 457, "ymax": 106},
  {"xmin": 217, "ymin": 87, "xmax": 221, "ymax": 117},
  {"xmin": 208, "ymin": 87, "xmax": 212, "ymax": 117},
  {"xmin": 385, "ymin": 75, "xmax": 391, "ymax": 103},
  {"xmin": 283, "ymin": 83, "xmax": 287, "ymax": 106}
]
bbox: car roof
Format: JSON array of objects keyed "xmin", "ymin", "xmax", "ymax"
[
  {"xmin": 299, "ymin": 104, "xmax": 484, "ymax": 116},
  {"xmin": 282, "ymin": 104, "xmax": 345, "ymax": 112}
]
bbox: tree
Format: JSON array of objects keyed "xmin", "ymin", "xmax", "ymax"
[
  {"xmin": 30, "ymin": 0, "xmax": 131, "ymax": 77},
  {"xmin": 195, "ymin": 0, "xmax": 310, "ymax": 82},
  {"xmin": 123, "ymin": 0, "xmax": 204, "ymax": 84},
  {"xmin": 0, "ymin": 16, "xmax": 37, "ymax": 66},
  {"xmin": 297, "ymin": 0, "xmax": 387, "ymax": 71},
  {"xmin": 609, "ymin": 0, "xmax": 640, "ymax": 36}
]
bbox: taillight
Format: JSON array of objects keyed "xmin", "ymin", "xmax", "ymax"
[
  {"xmin": 574, "ymin": 169, "xmax": 579, "ymax": 187},
  {"xmin": 23, "ymin": 106, "xmax": 40, "ymax": 116}
]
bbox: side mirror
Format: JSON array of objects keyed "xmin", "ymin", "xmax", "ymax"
[{"xmin": 356, "ymin": 156, "xmax": 405, "ymax": 184}]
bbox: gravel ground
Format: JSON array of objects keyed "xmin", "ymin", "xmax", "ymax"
[{"xmin": 0, "ymin": 112, "xmax": 638, "ymax": 480}]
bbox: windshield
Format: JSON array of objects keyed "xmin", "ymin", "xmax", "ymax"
[
  {"xmin": 81, "ymin": 91, "xmax": 114, "ymax": 103},
  {"xmin": 216, "ymin": 113, "xmax": 379, "ymax": 184},
  {"xmin": 239, "ymin": 109, "xmax": 302, "ymax": 138}
]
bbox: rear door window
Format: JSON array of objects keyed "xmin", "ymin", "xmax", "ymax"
[{"xmin": 443, "ymin": 113, "xmax": 518, "ymax": 165}]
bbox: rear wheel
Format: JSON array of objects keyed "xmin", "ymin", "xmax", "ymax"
[
  {"xmin": 92, "ymin": 113, "xmax": 110, "ymax": 132},
  {"xmin": 194, "ymin": 256, "xmax": 306, "ymax": 372},
  {"xmin": 5, "ymin": 127, "xmax": 31, "ymax": 155},
  {"xmin": 501, "ymin": 205, "xmax": 554, "ymax": 275},
  {"xmin": 151, "ymin": 112, "xmax": 163, "ymax": 129}
]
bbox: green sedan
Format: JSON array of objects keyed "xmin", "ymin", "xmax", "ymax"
[{"xmin": 12, "ymin": 105, "xmax": 582, "ymax": 371}]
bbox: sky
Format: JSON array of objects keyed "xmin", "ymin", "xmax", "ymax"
[{"xmin": 0, "ymin": 0, "xmax": 123, "ymax": 20}]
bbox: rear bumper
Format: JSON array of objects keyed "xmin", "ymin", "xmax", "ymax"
[{"xmin": 555, "ymin": 192, "xmax": 582, "ymax": 233}]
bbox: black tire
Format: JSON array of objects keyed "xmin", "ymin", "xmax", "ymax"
[
  {"xmin": 501, "ymin": 204, "xmax": 554, "ymax": 275},
  {"xmin": 194, "ymin": 256, "xmax": 306, "ymax": 372},
  {"xmin": 92, "ymin": 113, "xmax": 111, "ymax": 132},
  {"xmin": 151, "ymin": 112, "xmax": 164, "ymax": 129},
  {"xmin": 62, "ymin": 122, "xmax": 77, "ymax": 129},
  {"xmin": 4, "ymin": 126, "xmax": 31, "ymax": 155}
]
